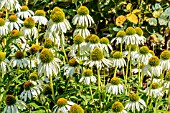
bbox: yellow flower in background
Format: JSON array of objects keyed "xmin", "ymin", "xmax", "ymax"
[
  {"xmin": 126, "ymin": 3, "xmax": 132, "ymax": 11},
  {"xmin": 127, "ymin": 13, "xmax": 138, "ymax": 24},
  {"xmin": 116, "ymin": 15, "xmax": 126, "ymax": 26}
]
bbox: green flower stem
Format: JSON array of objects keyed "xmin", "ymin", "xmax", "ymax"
[
  {"xmin": 77, "ymin": 44, "xmax": 80, "ymax": 57},
  {"xmin": 6, "ymin": 9, "xmax": 8, "ymax": 19},
  {"xmin": 146, "ymin": 77, "xmax": 154, "ymax": 110},
  {"xmin": 89, "ymin": 84, "xmax": 94, "ymax": 103},
  {"xmin": 36, "ymin": 24, "xmax": 40, "ymax": 44},
  {"xmin": 60, "ymin": 33, "xmax": 68, "ymax": 64},
  {"xmin": 137, "ymin": 62, "xmax": 141, "ymax": 94},
  {"xmin": 114, "ymin": 66, "xmax": 118, "ymax": 77},
  {"xmin": 125, "ymin": 45, "xmax": 131, "ymax": 94},
  {"xmin": 49, "ymin": 74, "xmax": 55, "ymax": 100},
  {"xmin": 120, "ymin": 43, "xmax": 122, "ymax": 53},
  {"xmin": 26, "ymin": 0, "xmax": 29, "ymax": 5},
  {"xmin": 154, "ymin": 97, "xmax": 158, "ymax": 113},
  {"xmin": 97, "ymin": 68, "xmax": 101, "ymax": 111}
]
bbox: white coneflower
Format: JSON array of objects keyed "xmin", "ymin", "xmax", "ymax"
[
  {"xmin": 108, "ymin": 101, "xmax": 127, "ymax": 113},
  {"xmin": 17, "ymin": 6, "xmax": 34, "ymax": 19},
  {"xmin": 135, "ymin": 46, "xmax": 152, "ymax": 65},
  {"xmin": 44, "ymin": 30, "xmax": 65, "ymax": 47},
  {"xmin": 110, "ymin": 51, "xmax": 126, "ymax": 68},
  {"xmin": 53, "ymin": 98, "xmax": 74, "ymax": 113},
  {"xmin": 123, "ymin": 27, "xmax": 140, "ymax": 45},
  {"xmin": 0, "ymin": 0, "xmax": 21, "ymax": 11},
  {"xmin": 148, "ymin": 56, "xmax": 161, "ymax": 77},
  {"xmin": 20, "ymin": 81, "xmax": 42, "ymax": 102},
  {"xmin": 85, "ymin": 34, "xmax": 101, "ymax": 52},
  {"xmin": 106, "ymin": 77, "xmax": 124, "ymax": 95},
  {"xmin": 10, "ymin": 30, "xmax": 29, "ymax": 52},
  {"xmin": 164, "ymin": 71, "xmax": 170, "ymax": 93},
  {"xmin": 11, "ymin": 51, "xmax": 28, "ymax": 68},
  {"xmin": 6, "ymin": 14, "xmax": 23, "ymax": 31},
  {"xmin": 4, "ymin": 95, "xmax": 26, "ymax": 113},
  {"xmin": 73, "ymin": 6, "xmax": 94, "ymax": 27},
  {"xmin": 62, "ymin": 58, "xmax": 80, "ymax": 76},
  {"xmin": 29, "ymin": 72, "xmax": 42, "ymax": 86},
  {"xmin": 38, "ymin": 48, "xmax": 62, "ymax": 78},
  {"xmin": 32, "ymin": 10, "xmax": 48, "ymax": 25},
  {"xmin": 0, "ymin": 51, "xmax": 8, "ymax": 75},
  {"xmin": 111, "ymin": 30, "xmax": 126, "ymax": 45},
  {"xmin": 100, "ymin": 37, "xmax": 112, "ymax": 57},
  {"xmin": 79, "ymin": 69, "xmax": 96, "ymax": 85},
  {"xmin": 21, "ymin": 17, "xmax": 38, "ymax": 40},
  {"xmin": 0, "ymin": 18, "xmax": 9, "ymax": 36},
  {"xmin": 160, "ymin": 50, "xmax": 170, "ymax": 71},
  {"xmin": 145, "ymin": 82, "xmax": 164, "ymax": 98},
  {"xmin": 125, "ymin": 93, "xmax": 146, "ymax": 112},
  {"xmin": 69, "ymin": 104, "xmax": 84, "ymax": 113},
  {"xmin": 135, "ymin": 27, "xmax": 146, "ymax": 45},
  {"xmin": 84, "ymin": 48, "xmax": 112, "ymax": 69},
  {"xmin": 69, "ymin": 34, "xmax": 86, "ymax": 57},
  {"xmin": 48, "ymin": 11, "xmax": 71, "ymax": 33},
  {"xmin": 73, "ymin": 26, "xmax": 90, "ymax": 38}
]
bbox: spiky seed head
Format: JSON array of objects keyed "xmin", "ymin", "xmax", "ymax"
[
  {"xmin": 68, "ymin": 58, "xmax": 79, "ymax": 67},
  {"xmin": 9, "ymin": 14, "xmax": 18, "ymax": 22},
  {"xmin": 5, "ymin": 95, "xmax": 16, "ymax": 106},
  {"xmin": 30, "ymin": 44, "xmax": 40, "ymax": 54},
  {"xmin": 24, "ymin": 81, "xmax": 33, "ymax": 90},
  {"xmin": 10, "ymin": 30, "xmax": 22, "ymax": 39},
  {"xmin": 151, "ymin": 82, "xmax": 159, "ymax": 89},
  {"xmin": 111, "ymin": 51, "xmax": 123, "ymax": 59},
  {"xmin": 139, "ymin": 46, "xmax": 149, "ymax": 55},
  {"xmin": 40, "ymin": 48, "xmax": 54, "ymax": 64},
  {"xmin": 90, "ymin": 48, "xmax": 104, "ymax": 61},
  {"xmin": 89, "ymin": 34, "xmax": 100, "ymax": 44},
  {"xmin": 110, "ymin": 77, "xmax": 121, "ymax": 85},
  {"xmin": 15, "ymin": 51, "xmax": 24, "ymax": 59},
  {"xmin": 35, "ymin": 10, "xmax": 46, "ymax": 16},
  {"xmin": 100, "ymin": 37, "xmax": 110, "ymax": 44},
  {"xmin": 77, "ymin": 6, "xmax": 89, "ymax": 15},
  {"xmin": 0, "ymin": 51, "xmax": 5, "ymax": 63},
  {"xmin": 0, "ymin": 18, "xmax": 5, "ymax": 26},
  {"xmin": 57, "ymin": 98, "xmax": 67, "ymax": 107},
  {"xmin": 129, "ymin": 93, "xmax": 140, "ymax": 102},
  {"xmin": 116, "ymin": 30, "xmax": 126, "ymax": 37},
  {"xmin": 111, "ymin": 101, "xmax": 124, "ymax": 112},
  {"xmin": 51, "ymin": 11, "xmax": 65, "ymax": 23},
  {"xmin": 21, "ymin": 6, "xmax": 29, "ymax": 11},
  {"xmin": 73, "ymin": 34, "xmax": 84, "ymax": 44},
  {"xmin": 24, "ymin": 17, "xmax": 35, "ymax": 28},
  {"xmin": 29, "ymin": 72, "xmax": 38, "ymax": 81},
  {"xmin": 44, "ymin": 38, "xmax": 54, "ymax": 48},
  {"xmin": 135, "ymin": 27, "xmax": 143, "ymax": 36},
  {"xmin": 126, "ymin": 27, "xmax": 136, "ymax": 35},
  {"xmin": 148, "ymin": 56, "xmax": 160, "ymax": 67},
  {"xmin": 160, "ymin": 50, "xmax": 170, "ymax": 60},
  {"xmin": 83, "ymin": 69, "xmax": 93, "ymax": 77},
  {"xmin": 70, "ymin": 104, "xmax": 84, "ymax": 113}
]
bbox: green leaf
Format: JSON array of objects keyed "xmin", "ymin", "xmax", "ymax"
[
  {"xmin": 32, "ymin": 110, "xmax": 46, "ymax": 113},
  {"xmin": 149, "ymin": 18, "xmax": 157, "ymax": 26},
  {"xmin": 29, "ymin": 102, "xmax": 40, "ymax": 109}
]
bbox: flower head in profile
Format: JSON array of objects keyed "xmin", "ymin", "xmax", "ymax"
[
  {"xmin": 145, "ymin": 82, "xmax": 163, "ymax": 98},
  {"xmin": 110, "ymin": 51, "xmax": 126, "ymax": 68},
  {"xmin": 100, "ymin": 37, "xmax": 112, "ymax": 57},
  {"xmin": 106, "ymin": 77, "xmax": 124, "ymax": 95},
  {"xmin": 111, "ymin": 30, "xmax": 126, "ymax": 45},
  {"xmin": 0, "ymin": 0, "xmax": 21, "ymax": 11},
  {"xmin": 21, "ymin": 17, "xmax": 38, "ymax": 40},
  {"xmin": 84, "ymin": 48, "xmax": 112, "ymax": 69},
  {"xmin": 73, "ymin": 6, "xmax": 94, "ymax": 27},
  {"xmin": 38, "ymin": 48, "xmax": 62, "ymax": 78},
  {"xmin": 6, "ymin": 14, "xmax": 23, "ymax": 31},
  {"xmin": 20, "ymin": 81, "xmax": 42, "ymax": 101},
  {"xmin": 0, "ymin": 18, "xmax": 9, "ymax": 36},
  {"xmin": 125, "ymin": 93, "xmax": 146, "ymax": 112},
  {"xmin": 79, "ymin": 69, "xmax": 96, "ymax": 85},
  {"xmin": 10, "ymin": 51, "xmax": 28, "ymax": 68},
  {"xmin": 53, "ymin": 98, "xmax": 74, "ymax": 113},
  {"xmin": 17, "ymin": 5, "xmax": 34, "ymax": 19},
  {"xmin": 135, "ymin": 46, "xmax": 152, "ymax": 65},
  {"xmin": 123, "ymin": 27, "xmax": 141, "ymax": 45},
  {"xmin": 148, "ymin": 56, "xmax": 161, "ymax": 77},
  {"xmin": 160, "ymin": 50, "xmax": 170, "ymax": 70},
  {"xmin": 135, "ymin": 27, "xmax": 146, "ymax": 45},
  {"xmin": 164, "ymin": 70, "xmax": 170, "ymax": 93},
  {"xmin": 0, "ymin": 51, "xmax": 8, "ymax": 74},
  {"xmin": 73, "ymin": 26, "xmax": 90, "ymax": 38},
  {"xmin": 62, "ymin": 58, "xmax": 80, "ymax": 76},
  {"xmin": 108, "ymin": 101, "xmax": 127, "ymax": 113},
  {"xmin": 70, "ymin": 104, "xmax": 84, "ymax": 113},
  {"xmin": 48, "ymin": 11, "xmax": 71, "ymax": 33},
  {"xmin": 32, "ymin": 10, "xmax": 48, "ymax": 25},
  {"xmin": 4, "ymin": 95, "xmax": 26, "ymax": 113}
]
